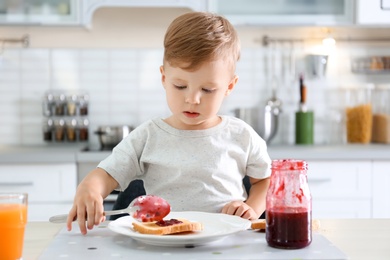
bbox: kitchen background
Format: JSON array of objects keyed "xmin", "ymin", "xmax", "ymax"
[
  {"xmin": 1, "ymin": 2, "xmax": 390, "ymax": 147},
  {"xmin": 2, "ymin": 1, "xmax": 390, "ymax": 221}
]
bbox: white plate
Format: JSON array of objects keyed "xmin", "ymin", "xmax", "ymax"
[{"xmin": 108, "ymin": 211, "xmax": 251, "ymax": 247}]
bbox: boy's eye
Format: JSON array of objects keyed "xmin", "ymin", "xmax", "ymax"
[
  {"xmin": 202, "ymin": 88, "xmax": 215, "ymax": 93},
  {"xmin": 174, "ymin": 85, "xmax": 186, "ymax": 90}
]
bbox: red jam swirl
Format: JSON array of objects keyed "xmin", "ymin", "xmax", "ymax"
[{"xmin": 155, "ymin": 219, "xmax": 183, "ymax": 227}]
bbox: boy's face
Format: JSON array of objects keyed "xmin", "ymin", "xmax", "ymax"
[{"xmin": 160, "ymin": 59, "xmax": 238, "ymax": 130}]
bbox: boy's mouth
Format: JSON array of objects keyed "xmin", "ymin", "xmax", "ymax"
[{"xmin": 183, "ymin": 111, "xmax": 200, "ymax": 118}]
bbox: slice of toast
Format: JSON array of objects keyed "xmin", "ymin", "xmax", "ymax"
[
  {"xmin": 251, "ymin": 219, "xmax": 266, "ymax": 230},
  {"xmin": 132, "ymin": 218, "xmax": 203, "ymax": 235}
]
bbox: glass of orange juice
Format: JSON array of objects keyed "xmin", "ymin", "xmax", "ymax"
[{"xmin": 0, "ymin": 193, "xmax": 28, "ymax": 260}]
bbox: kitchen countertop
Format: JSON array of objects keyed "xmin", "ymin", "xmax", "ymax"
[
  {"xmin": 0, "ymin": 144, "xmax": 83, "ymax": 163},
  {"xmin": 23, "ymin": 219, "xmax": 390, "ymax": 260},
  {"xmin": 0, "ymin": 144, "xmax": 389, "ymax": 164}
]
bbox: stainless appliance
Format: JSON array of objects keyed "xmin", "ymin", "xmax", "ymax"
[{"xmin": 94, "ymin": 125, "xmax": 134, "ymax": 150}]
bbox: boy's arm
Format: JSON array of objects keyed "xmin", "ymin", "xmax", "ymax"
[
  {"xmin": 221, "ymin": 177, "xmax": 270, "ymax": 219},
  {"xmin": 245, "ymin": 177, "xmax": 270, "ymax": 216},
  {"xmin": 66, "ymin": 168, "xmax": 118, "ymax": 234}
]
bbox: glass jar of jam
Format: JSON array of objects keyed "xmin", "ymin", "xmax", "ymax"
[{"xmin": 266, "ymin": 159, "xmax": 312, "ymax": 249}]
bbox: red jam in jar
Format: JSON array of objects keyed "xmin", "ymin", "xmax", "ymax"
[
  {"xmin": 266, "ymin": 159, "xmax": 312, "ymax": 249},
  {"xmin": 266, "ymin": 210, "xmax": 312, "ymax": 249}
]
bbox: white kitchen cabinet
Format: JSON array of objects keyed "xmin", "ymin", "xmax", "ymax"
[
  {"xmin": 0, "ymin": 163, "xmax": 77, "ymax": 221},
  {"xmin": 0, "ymin": 0, "xmax": 205, "ymax": 26},
  {"xmin": 307, "ymin": 160, "xmax": 372, "ymax": 218},
  {"xmin": 82, "ymin": 0, "xmax": 207, "ymax": 26},
  {"xmin": 356, "ymin": 0, "xmax": 390, "ymax": 25},
  {"xmin": 372, "ymin": 161, "xmax": 390, "ymax": 218},
  {"xmin": 0, "ymin": 0, "xmax": 81, "ymax": 26},
  {"xmin": 207, "ymin": 0, "xmax": 354, "ymax": 26}
]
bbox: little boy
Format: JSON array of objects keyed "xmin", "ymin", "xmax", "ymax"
[{"xmin": 67, "ymin": 11, "xmax": 271, "ymax": 235}]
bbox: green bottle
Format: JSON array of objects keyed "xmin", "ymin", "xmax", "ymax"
[
  {"xmin": 295, "ymin": 75, "xmax": 314, "ymax": 145},
  {"xmin": 295, "ymin": 111, "xmax": 314, "ymax": 144}
]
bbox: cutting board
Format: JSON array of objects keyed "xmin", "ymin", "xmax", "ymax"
[{"xmin": 39, "ymin": 223, "xmax": 348, "ymax": 260}]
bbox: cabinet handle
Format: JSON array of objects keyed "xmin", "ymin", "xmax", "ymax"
[
  {"xmin": 309, "ymin": 178, "xmax": 332, "ymax": 183},
  {"xmin": 0, "ymin": 182, "xmax": 34, "ymax": 186}
]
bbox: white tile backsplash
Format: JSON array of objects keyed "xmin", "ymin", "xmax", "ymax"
[{"xmin": 0, "ymin": 43, "xmax": 389, "ymax": 146}]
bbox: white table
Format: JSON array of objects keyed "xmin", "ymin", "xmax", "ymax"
[{"xmin": 23, "ymin": 219, "xmax": 390, "ymax": 260}]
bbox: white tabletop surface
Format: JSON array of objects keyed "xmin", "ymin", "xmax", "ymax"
[{"xmin": 23, "ymin": 219, "xmax": 390, "ymax": 260}]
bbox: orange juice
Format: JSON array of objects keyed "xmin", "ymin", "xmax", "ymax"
[{"xmin": 0, "ymin": 204, "xmax": 28, "ymax": 260}]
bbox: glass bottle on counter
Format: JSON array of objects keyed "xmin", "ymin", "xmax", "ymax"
[
  {"xmin": 372, "ymin": 85, "xmax": 390, "ymax": 143},
  {"xmin": 266, "ymin": 159, "xmax": 312, "ymax": 249}
]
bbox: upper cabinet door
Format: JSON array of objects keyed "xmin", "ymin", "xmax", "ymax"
[
  {"xmin": 82, "ymin": 0, "xmax": 207, "ymax": 26},
  {"xmin": 0, "ymin": 0, "xmax": 81, "ymax": 26},
  {"xmin": 0, "ymin": 0, "xmax": 207, "ymax": 26},
  {"xmin": 356, "ymin": 0, "xmax": 390, "ymax": 25},
  {"xmin": 208, "ymin": 0, "xmax": 354, "ymax": 26}
]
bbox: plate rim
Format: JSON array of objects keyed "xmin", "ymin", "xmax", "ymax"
[{"xmin": 108, "ymin": 211, "xmax": 251, "ymax": 246}]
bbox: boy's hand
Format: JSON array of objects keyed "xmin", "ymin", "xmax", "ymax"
[
  {"xmin": 66, "ymin": 187, "xmax": 106, "ymax": 235},
  {"xmin": 66, "ymin": 168, "xmax": 118, "ymax": 235},
  {"xmin": 221, "ymin": 201, "xmax": 258, "ymax": 220}
]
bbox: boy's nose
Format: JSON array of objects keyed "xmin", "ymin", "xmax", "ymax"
[{"xmin": 185, "ymin": 92, "xmax": 200, "ymax": 104}]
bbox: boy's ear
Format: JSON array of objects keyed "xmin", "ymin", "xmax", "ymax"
[
  {"xmin": 226, "ymin": 75, "xmax": 239, "ymax": 96},
  {"xmin": 160, "ymin": 65, "xmax": 166, "ymax": 88}
]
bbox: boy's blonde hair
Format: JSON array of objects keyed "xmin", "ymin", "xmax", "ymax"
[{"xmin": 163, "ymin": 12, "xmax": 240, "ymax": 72}]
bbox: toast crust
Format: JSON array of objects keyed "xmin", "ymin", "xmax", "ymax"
[{"xmin": 132, "ymin": 218, "xmax": 203, "ymax": 235}]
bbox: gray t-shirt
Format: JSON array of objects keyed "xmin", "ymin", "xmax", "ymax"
[{"xmin": 98, "ymin": 115, "xmax": 271, "ymax": 213}]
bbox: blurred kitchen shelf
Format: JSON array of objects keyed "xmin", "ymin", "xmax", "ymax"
[{"xmin": 351, "ymin": 56, "xmax": 390, "ymax": 74}]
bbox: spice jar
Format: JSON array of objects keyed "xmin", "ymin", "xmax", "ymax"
[
  {"xmin": 43, "ymin": 118, "xmax": 53, "ymax": 142},
  {"xmin": 372, "ymin": 85, "xmax": 390, "ymax": 143},
  {"xmin": 42, "ymin": 92, "xmax": 54, "ymax": 116},
  {"xmin": 54, "ymin": 94, "xmax": 66, "ymax": 116},
  {"xmin": 66, "ymin": 118, "xmax": 77, "ymax": 142},
  {"xmin": 266, "ymin": 159, "xmax": 312, "ymax": 249},
  {"xmin": 54, "ymin": 119, "xmax": 65, "ymax": 142},
  {"xmin": 343, "ymin": 85, "xmax": 373, "ymax": 143},
  {"xmin": 78, "ymin": 94, "xmax": 89, "ymax": 116},
  {"xmin": 78, "ymin": 118, "xmax": 89, "ymax": 141},
  {"xmin": 66, "ymin": 94, "xmax": 78, "ymax": 116}
]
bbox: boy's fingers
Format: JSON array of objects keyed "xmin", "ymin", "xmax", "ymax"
[
  {"xmin": 86, "ymin": 204, "xmax": 96, "ymax": 230},
  {"xmin": 77, "ymin": 208, "xmax": 87, "ymax": 235},
  {"xmin": 66, "ymin": 207, "xmax": 78, "ymax": 231},
  {"xmin": 95, "ymin": 202, "xmax": 105, "ymax": 225}
]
